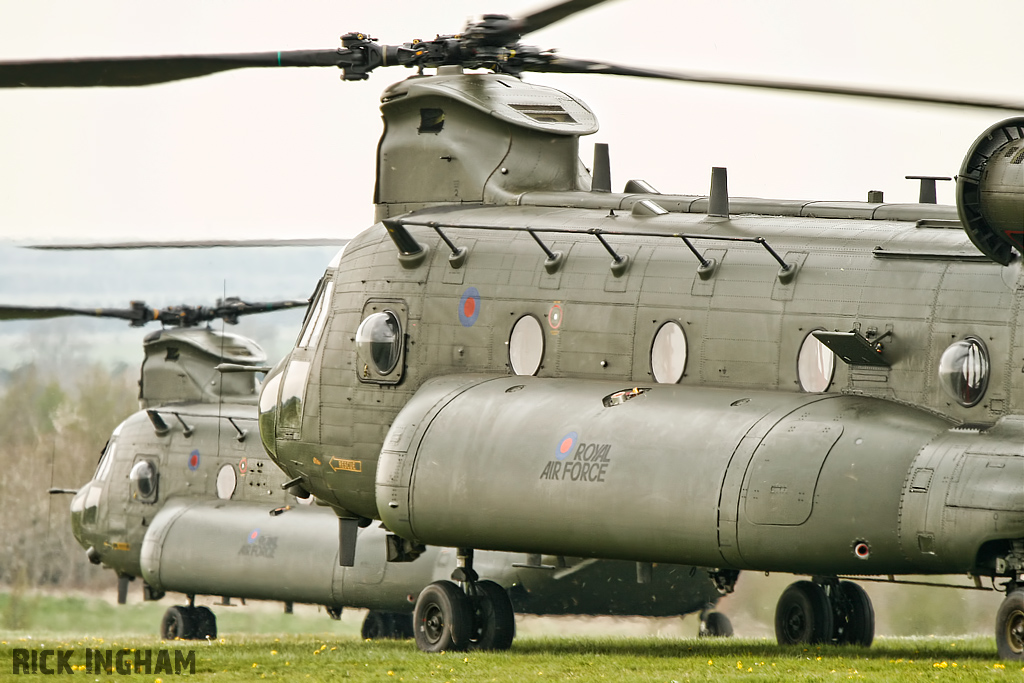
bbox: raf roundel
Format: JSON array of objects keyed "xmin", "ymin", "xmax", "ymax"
[
  {"xmin": 548, "ymin": 303, "xmax": 563, "ymax": 329},
  {"xmin": 188, "ymin": 449, "xmax": 200, "ymax": 471},
  {"xmin": 248, "ymin": 529, "xmax": 260, "ymax": 544},
  {"xmin": 458, "ymin": 287, "xmax": 481, "ymax": 327},
  {"xmin": 556, "ymin": 432, "xmax": 578, "ymax": 461}
]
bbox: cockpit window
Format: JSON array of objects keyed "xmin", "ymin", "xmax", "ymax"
[
  {"xmin": 297, "ymin": 279, "xmax": 335, "ymax": 349},
  {"xmin": 279, "ymin": 360, "xmax": 312, "ymax": 432},
  {"xmin": 94, "ymin": 441, "xmax": 117, "ymax": 481}
]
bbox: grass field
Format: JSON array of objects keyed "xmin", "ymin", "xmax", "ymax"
[
  {"xmin": 2, "ymin": 593, "xmax": 1022, "ymax": 681},
  {"xmin": 2, "ymin": 633, "xmax": 1020, "ymax": 682}
]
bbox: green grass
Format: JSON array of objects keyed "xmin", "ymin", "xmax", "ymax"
[
  {"xmin": 1, "ymin": 634, "xmax": 1020, "ymax": 682},
  {"xmin": 1, "ymin": 593, "xmax": 1022, "ymax": 681},
  {"xmin": 0, "ymin": 592, "xmax": 360, "ymax": 638}
]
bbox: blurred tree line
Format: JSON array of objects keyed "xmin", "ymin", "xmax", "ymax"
[{"xmin": 0, "ymin": 360, "xmax": 137, "ymax": 592}]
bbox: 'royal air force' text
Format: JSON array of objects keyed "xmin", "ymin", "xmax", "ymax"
[{"xmin": 539, "ymin": 443, "xmax": 612, "ymax": 482}]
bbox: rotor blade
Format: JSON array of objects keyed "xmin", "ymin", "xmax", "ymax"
[
  {"xmin": 516, "ymin": 0, "xmax": 617, "ymax": 35},
  {"xmin": 531, "ymin": 57, "xmax": 1024, "ymax": 112},
  {"xmin": 214, "ymin": 299, "xmax": 310, "ymax": 317},
  {"xmin": 29, "ymin": 238, "xmax": 350, "ymax": 250},
  {"xmin": 0, "ymin": 50, "xmax": 348, "ymax": 88},
  {"xmin": 0, "ymin": 299, "xmax": 307, "ymax": 326},
  {"xmin": 0, "ymin": 305, "xmax": 141, "ymax": 322}
]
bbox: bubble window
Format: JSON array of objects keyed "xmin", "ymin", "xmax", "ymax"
[
  {"xmin": 129, "ymin": 460, "xmax": 158, "ymax": 503},
  {"xmin": 509, "ymin": 315, "xmax": 544, "ymax": 376},
  {"xmin": 939, "ymin": 337, "xmax": 989, "ymax": 407},
  {"xmin": 797, "ymin": 330, "xmax": 836, "ymax": 393},
  {"xmin": 650, "ymin": 322, "xmax": 687, "ymax": 384},
  {"xmin": 356, "ymin": 310, "xmax": 403, "ymax": 376}
]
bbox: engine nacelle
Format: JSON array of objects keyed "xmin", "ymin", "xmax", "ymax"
[{"xmin": 957, "ymin": 117, "xmax": 1024, "ymax": 265}]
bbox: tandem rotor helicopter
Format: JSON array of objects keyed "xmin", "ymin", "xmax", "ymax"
[
  {"xmin": 4, "ymin": 0, "xmax": 1024, "ymax": 660},
  {"xmin": 1, "ymin": 294, "xmax": 730, "ymax": 643}
]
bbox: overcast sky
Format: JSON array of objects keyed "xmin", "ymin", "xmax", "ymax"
[{"xmin": 1, "ymin": 0, "xmax": 1021, "ymax": 244}]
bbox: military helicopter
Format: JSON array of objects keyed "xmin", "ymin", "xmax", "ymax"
[
  {"xmin": 3, "ymin": 294, "xmax": 730, "ymax": 643},
  {"xmin": 4, "ymin": 0, "xmax": 1024, "ymax": 660}
]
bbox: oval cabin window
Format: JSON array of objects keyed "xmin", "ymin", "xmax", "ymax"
[
  {"xmin": 650, "ymin": 322, "xmax": 687, "ymax": 384},
  {"xmin": 216, "ymin": 464, "xmax": 237, "ymax": 500},
  {"xmin": 509, "ymin": 315, "xmax": 544, "ymax": 376},
  {"xmin": 797, "ymin": 331, "xmax": 836, "ymax": 393}
]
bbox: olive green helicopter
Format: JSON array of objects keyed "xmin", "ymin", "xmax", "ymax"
[
  {"xmin": 3, "ymin": 0, "xmax": 1024, "ymax": 660},
  {"xmin": 2, "ymin": 294, "xmax": 730, "ymax": 643}
]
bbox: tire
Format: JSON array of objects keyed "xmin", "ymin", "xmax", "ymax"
[
  {"xmin": 160, "ymin": 606, "xmax": 194, "ymax": 640},
  {"xmin": 996, "ymin": 590, "xmax": 1024, "ymax": 661},
  {"xmin": 361, "ymin": 611, "xmax": 393, "ymax": 640},
  {"xmin": 191, "ymin": 606, "xmax": 217, "ymax": 640},
  {"xmin": 468, "ymin": 580, "xmax": 515, "ymax": 651},
  {"xmin": 699, "ymin": 611, "xmax": 734, "ymax": 637},
  {"xmin": 833, "ymin": 581, "xmax": 873, "ymax": 646},
  {"xmin": 775, "ymin": 580, "xmax": 834, "ymax": 645},
  {"xmin": 414, "ymin": 581, "xmax": 472, "ymax": 653}
]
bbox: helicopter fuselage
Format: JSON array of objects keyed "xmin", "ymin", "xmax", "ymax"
[{"xmin": 262, "ymin": 199, "xmax": 1024, "ymax": 580}]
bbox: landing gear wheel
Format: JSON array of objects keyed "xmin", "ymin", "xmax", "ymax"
[
  {"xmin": 362, "ymin": 611, "xmax": 413, "ymax": 640},
  {"xmin": 468, "ymin": 580, "xmax": 515, "ymax": 650},
  {"xmin": 832, "ymin": 581, "xmax": 873, "ymax": 646},
  {"xmin": 775, "ymin": 580, "xmax": 834, "ymax": 645},
  {"xmin": 391, "ymin": 612, "xmax": 414, "ymax": 639},
  {"xmin": 996, "ymin": 590, "xmax": 1024, "ymax": 661},
  {"xmin": 191, "ymin": 606, "xmax": 217, "ymax": 640},
  {"xmin": 160, "ymin": 606, "xmax": 194, "ymax": 640},
  {"xmin": 362, "ymin": 611, "xmax": 393, "ymax": 640},
  {"xmin": 699, "ymin": 611, "xmax": 734, "ymax": 637},
  {"xmin": 414, "ymin": 581, "xmax": 472, "ymax": 653}
]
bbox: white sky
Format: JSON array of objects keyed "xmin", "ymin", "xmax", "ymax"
[{"xmin": 1, "ymin": 0, "xmax": 1021, "ymax": 243}]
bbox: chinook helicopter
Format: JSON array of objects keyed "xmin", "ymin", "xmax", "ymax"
[
  {"xmin": 3, "ymin": 293, "xmax": 730, "ymax": 642},
  {"xmin": 4, "ymin": 0, "xmax": 1024, "ymax": 660}
]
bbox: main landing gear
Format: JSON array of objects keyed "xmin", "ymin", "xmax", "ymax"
[
  {"xmin": 160, "ymin": 597, "xmax": 217, "ymax": 640},
  {"xmin": 698, "ymin": 608, "xmax": 734, "ymax": 637},
  {"xmin": 413, "ymin": 548, "xmax": 516, "ymax": 652},
  {"xmin": 361, "ymin": 611, "xmax": 414, "ymax": 640},
  {"xmin": 775, "ymin": 579, "xmax": 874, "ymax": 647},
  {"xmin": 996, "ymin": 586, "xmax": 1024, "ymax": 660}
]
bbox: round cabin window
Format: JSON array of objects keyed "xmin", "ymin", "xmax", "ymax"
[
  {"xmin": 216, "ymin": 464, "xmax": 237, "ymax": 500},
  {"xmin": 356, "ymin": 311, "xmax": 402, "ymax": 376},
  {"xmin": 509, "ymin": 315, "xmax": 544, "ymax": 375},
  {"xmin": 650, "ymin": 322, "xmax": 687, "ymax": 384},
  {"xmin": 797, "ymin": 331, "xmax": 836, "ymax": 393},
  {"xmin": 938, "ymin": 337, "xmax": 989, "ymax": 407}
]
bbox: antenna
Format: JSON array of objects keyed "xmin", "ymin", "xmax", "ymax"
[{"xmin": 217, "ymin": 279, "xmax": 227, "ymax": 453}]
